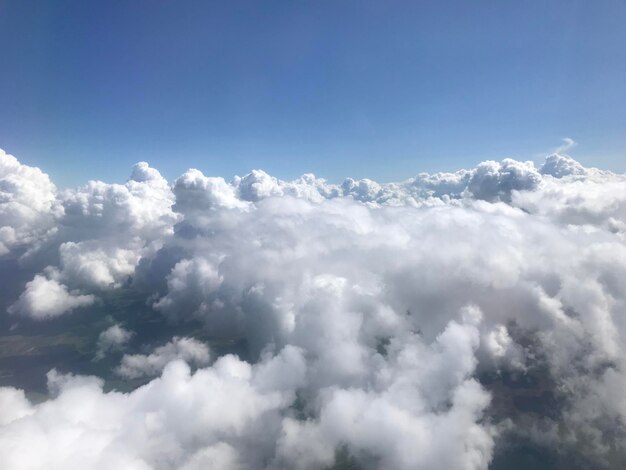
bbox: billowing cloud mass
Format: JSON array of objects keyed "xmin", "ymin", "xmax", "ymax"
[
  {"xmin": 1, "ymin": 148, "xmax": 626, "ymax": 469},
  {"xmin": 0, "ymin": 149, "xmax": 62, "ymax": 256}
]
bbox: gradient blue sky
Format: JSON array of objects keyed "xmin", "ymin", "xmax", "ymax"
[{"xmin": 1, "ymin": 0, "xmax": 625, "ymax": 187}]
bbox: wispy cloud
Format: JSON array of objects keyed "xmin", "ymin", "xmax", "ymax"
[{"xmin": 554, "ymin": 137, "xmax": 577, "ymax": 154}]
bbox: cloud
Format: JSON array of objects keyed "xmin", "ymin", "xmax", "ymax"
[
  {"xmin": 152, "ymin": 258, "xmax": 224, "ymax": 322},
  {"xmin": 116, "ymin": 337, "xmax": 211, "ymax": 379},
  {"xmin": 3, "ymin": 157, "xmax": 180, "ymax": 316},
  {"xmin": 513, "ymin": 169, "xmax": 626, "ymax": 230},
  {"xmin": 0, "ymin": 388, "xmax": 33, "ymax": 426},
  {"xmin": 95, "ymin": 324, "xmax": 133, "ymax": 360},
  {"xmin": 173, "ymin": 169, "xmax": 249, "ymax": 213},
  {"xmin": 466, "ymin": 159, "xmax": 542, "ymax": 202},
  {"xmin": 59, "ymin": 161, "xmax": 179, "ymax": 243},
  {"xmin": 1, "ymin": 148, "xmax": 626, "ymax": 468},
  {"xmin": 0, "ymin": 149, "xmax": 62, "ymax": 256},
  {"xmin": 277, "ymin": 308, "xmax": 494, "ymax": 470},
  {"xmin": 59, "ymin": 241, "xmax": 141, "ymax": 289},
  {"xmin": 540, "ymin": 153, "xmax": 587, "ymax": 178},
  {"xmin": 0, "ymin": 347, "xmax": 306, "ymax": 470},
  {"xmin": 7, "ymin": 273, "xmax": 95, "ymax": 319},
  {"xmin": 554, "ymin": 137, "xmax": 577, "ymax": 154}
]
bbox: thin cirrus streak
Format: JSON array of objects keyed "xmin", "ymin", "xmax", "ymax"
[{"xmin": 1, "ymin": 147, "xmax": 626, "ymax": 469}]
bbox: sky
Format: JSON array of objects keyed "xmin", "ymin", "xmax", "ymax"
[{"xmin": 0, "ymin": 0, "xmax": 625, "ymax": 187}]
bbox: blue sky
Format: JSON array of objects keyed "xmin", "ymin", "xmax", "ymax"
[{"xmin": 1, "ymin": 0, "xmax": 625, "ymax": 187}]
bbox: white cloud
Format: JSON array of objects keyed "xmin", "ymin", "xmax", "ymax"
[
  {"xmin": 236, "ymin": 169, "xmax": 285, "ymax": 202},
  {"xmin": 95, "ymin": 324, "xmax": 133, "ymax": 360},
  {"xmin": 153, "ymin": 258, "xmax": 224, "ymax": 322},
  {"xmin": 59, "ymin": 241, "xmax": 141, "ymax": 289},
  {"xmin": 0, "ymin": 149, "xmax": 62, "ymax": 256},
  {"xmin": 0, "ymin": 388, "xmax": 33, "ymax": 426},
  {"xmin": 1, "ymin": 148, "xmax": 626, "ymax": 468},
  {"xmin": 466, "ymin": 158, "xmax": 542, "ymax": 202},
  {"xmin": 2, "ymin": 157, "xmax": 181, "ymax": 315},
  {"xmin": 7, "ymin": 274, "xmax": 95, "ymax": 319},
  {"xmin": 0, "ymin": 347, "xmax": 306, "ymax": 470},
  {"xmin": 540, "ymin": 153, "xmax": 587, "ymax": 178},
  {"xmin": 173, "ymin": 169, "xmax": 249, "ymax": 214},
  {"xmin": 277, "ymin": 312, "xmax": 493, "ymax": 470},
  {"xmin": 554, "ymin": 137, "xmax": 577, "ymax": 154},
  {"xmin": 116, "ymin": 337, "xmax": 211, "ymax": 379},
  {"xmin": 59, "ymin": 161, "xmax": 179, "ymax": 243}
]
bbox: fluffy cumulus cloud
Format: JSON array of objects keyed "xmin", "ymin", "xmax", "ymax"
[
  {"xmin": 0, "ymin": 149, "xmax": 63, "ymax": 256},
  {"xmin": 278, "ymin": 307, "xmax": 494, "ymax": 470},
  {"xmin": 7, "ymin": 273, "xmax": 95, "ymax": 319},
  {"xmin": 95, "ymin": 324, "xmax": 134, "ymax": 360},
  {"xmin": 116, "ymin": 337, "xmax": 211, "ymax": 379},
  {"xmin": 2, "ymin": 156, "xmax": 179, "ymax": 318},
  {"xmin": 1, "ymin": 148, "xmax": 626, "ymax": 469},
  {"xmin": 0, "ymin": 348, "xmax": 306, "ymax": 470}
]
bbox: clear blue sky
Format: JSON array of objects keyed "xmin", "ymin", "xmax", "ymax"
[{"xmin": 1, "ymin": 0, "xmax": 625, "ymax": 187}]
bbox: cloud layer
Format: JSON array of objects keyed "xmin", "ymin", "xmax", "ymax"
[{"xmin": 1, "ymin": 148, "xmax": 626, "ymax": 469}]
